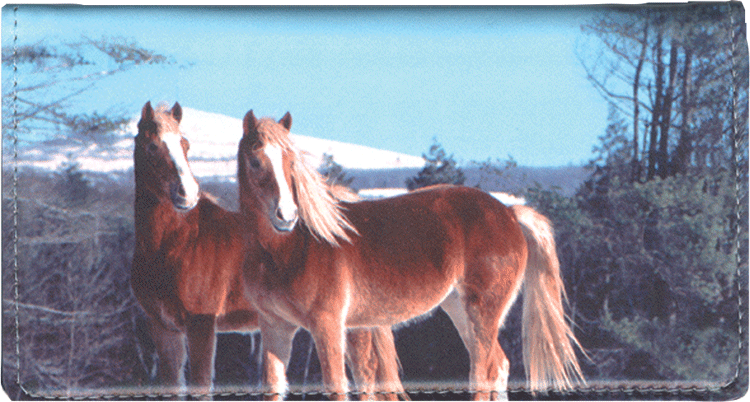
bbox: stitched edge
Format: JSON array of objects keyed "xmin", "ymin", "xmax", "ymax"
[
  {"xmin": 10, "ymin": 4, "xmax": 746, "ymax": 399},
  {"xmin": 12, "ymin": 4, "xmax": 24, "ymax": 399},
  {"xmin": 728, "ymin": 1, "xmax": 745, "ymax": 396},
  {"xmin": 7, "ymin": 383, "xmax": 742, "ymax": 401}
]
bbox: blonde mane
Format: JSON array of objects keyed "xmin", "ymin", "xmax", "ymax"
[
  {"xmin": 153, "ymin": 103, "xmax": 180, "ymax": 134},
  {"xmin": 256, "ymin": 118, "xmax": 358, "ymax": 246},
  {"xmin": 327, "ymin": 184, "xmax": 361, "ymax": 203}
]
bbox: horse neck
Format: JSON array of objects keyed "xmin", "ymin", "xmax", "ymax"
[
  {"xmin": 135, "ymin": 169, "xmax": 171, "ymax": 216},
  {"xmin": 254, "ymin": 226, "xmax": 311, "ymax": 285},
  {"xmin": 134, "ymin": 170, "xmax": 194, "ymax": 251},
  {"xmin": 271, "ymin": 225, "xmax": 308, "ymax": 258},
  {"xmin": 240, "ymin": 200, "xmax": 307, "ymax": 266}
]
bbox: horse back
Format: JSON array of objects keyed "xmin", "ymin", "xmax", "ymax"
[{"xmin": 344, "ymin": 185, "xmax": 522, "ymax": 264}]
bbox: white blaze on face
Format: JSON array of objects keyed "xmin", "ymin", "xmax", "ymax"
[
  {"xmin": 162, "ymin": 131, "xmax": 200, "ymax": 209},
  {"xmin": 264, "ymin": 144, "xmax": 298, "ymax": 226}
]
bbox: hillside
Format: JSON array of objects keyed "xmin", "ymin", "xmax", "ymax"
[{"xmin": 12, "ymin": 107, "xmax": 590, "ymax": 199}]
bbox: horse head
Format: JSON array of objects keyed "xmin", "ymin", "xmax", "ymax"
[
  {"xmin": 238, "ymin": 110, "xmax": 299, "ymax": 233},
  {"xmin": 237, "ymin": 109, "xmax": 357, "ymax": 246},
  {"xmin": 135, "ymin": 101, "xmax": 200, "ymax": 210}
]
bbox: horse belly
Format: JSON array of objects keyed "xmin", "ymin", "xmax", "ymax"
[
  {"xmin": 342, "ymin": 209, "xmax": 463, "ymax": 326},
  {"xmin": 345, "ymin": 254, "xmax": 460, "ymax": 327},
  {"xmin": 216, "ymin": 309, "xmax": 260, "ymax": 332},
  {"xmin": 348, "ymin": 285, "xmax": 455, "ymax": 327}
]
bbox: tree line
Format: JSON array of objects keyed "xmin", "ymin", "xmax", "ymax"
[{"xmin": 580, "ymin": 3, "xmax": 747, "ymax": 185}]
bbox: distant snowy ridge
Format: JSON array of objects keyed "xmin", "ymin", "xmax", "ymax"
[
  {"xmin": 359, "ymin": 188, "xmax": 526, "ymax": 205},
  {"xmin": 181, "ymin": 108, "xmax": 425, "ymax": 170},
  {"xmin": 15, "ymin": 107, "xmax": 425, "ymax": 180}
]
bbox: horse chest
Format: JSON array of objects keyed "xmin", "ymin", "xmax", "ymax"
[{"xmin": 249, "ymin": 245, "xmax": 349, "ymax": 324}]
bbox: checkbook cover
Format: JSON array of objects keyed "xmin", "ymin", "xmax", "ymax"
[{"xmin": 2, "ymin": 3, "xmax": 747, "ymax": 401}]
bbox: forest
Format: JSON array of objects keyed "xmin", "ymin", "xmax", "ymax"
[
  {"xmin": 2, "ymin": 3, "xmax": 748, "ymax": 400},
  {"xmin": 530, "ymin": 4, "xmax": 748, "ymax": 398}
]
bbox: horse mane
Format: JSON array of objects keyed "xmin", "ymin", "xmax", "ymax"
[
  {"xmin": 256, "ymin": 117, "xmax": 358, "ymax": 246},
  {"xmin": 327, "ymin": 184, "xmax": 361, "ymax": 203},
  {"xmin": 152, "ymin": 103, "xmax": 180, "ymax": 134}
]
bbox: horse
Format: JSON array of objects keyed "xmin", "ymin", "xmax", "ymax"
[
  {"xmin": 131, "ymin": 102, "xmax": 406, "ymax": 400},
  {"xmin": 236, "ymin": 110, "xmax": 585, "ymax": 401}
]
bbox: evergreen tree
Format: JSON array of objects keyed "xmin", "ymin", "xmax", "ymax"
[
  {"xmin": 319, "ymin": 153, "xmax": 354, "ymax": 188},
  {"xmin": 406, "ymin": 140, "xmax": 465, "ymax": 190}
]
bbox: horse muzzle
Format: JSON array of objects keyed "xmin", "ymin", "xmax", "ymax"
[
  {"xmin": 171, "ymin": 183, "xmax": 199, "ymax": 210},
  {"xmin": 271, "ymin": 205, "xmax": 298, "ymax": 232},
  {"xmin": 172, "ymin": 196, "xmax": 199, "ymax": 210}
]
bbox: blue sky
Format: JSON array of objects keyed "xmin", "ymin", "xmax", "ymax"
[{"xmin": 4, "ymin": 5, "xmax": 608, "ymax": 167}]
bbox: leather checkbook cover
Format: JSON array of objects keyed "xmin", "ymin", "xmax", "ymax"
[{"xmin": 2, "ymin": 3, "xmax": 747, "ymax": 401}]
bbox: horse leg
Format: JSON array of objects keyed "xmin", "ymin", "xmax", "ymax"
[
  {"xmin": 186, "ymin": 314, "xmax": 217, "ymax": 400},
  {"xmin": 441, "ymin": 290, "xmax": 509, "ymax": 401},
  {"xmin": 149, "ymin": 317, "xmax": 187, "ymax": 398},
  {"xmin": 310, "ymin": 321, "xmax": 348, "ymax": 401},
  {"xmin": 371, "ymin": 327, "xmax": 408, "ymax": 401},
  {"xmin": 346, "ymin": 329, "xmax": 378, "ymax": 400},
  {"xmin": 347, "ymin": 327, "xmax": 407, "ymax": 401},
  {"xmin": 260, "ymin": 321, "xmax": 297, "ymax": 401}
]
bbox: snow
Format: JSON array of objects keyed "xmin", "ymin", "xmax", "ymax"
[
  {"xmin": 12, "ymin": 108, "xmax": 526, "ymax": 205},
  {"xmin": 178, "ymin": 108, "xmax": 425, "ymax": 170},
  {"xmin": 13, "ymin": 107, "xmax": 424, "ymax": 180},
  {"xmin": 490, "ymin": 192, "xmax": 526, "ymax": 206}
]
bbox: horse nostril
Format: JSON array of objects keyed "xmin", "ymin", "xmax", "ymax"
[
  {"xmin": 276, "ymin": 207, "xmax": 298, "ymax": 223},
  {"xmin": 177, "ymin": 184, "xmax": 186, "ymax": 197}
]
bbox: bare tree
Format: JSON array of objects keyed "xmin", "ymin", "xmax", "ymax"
[
  {"xmin": 647, "ymin": 25, "xmax": 664, "ymax": 181},
  {"xmin": 631, "ymin": 21, "xmax": 649, "ymax": 181},
  {"xmin": 2, "ymin": 36, "xmax": 175, "ymax": 144},
  {"xmin": 580, "ymin": 4, "xmax": 747, "ymax": 181}
]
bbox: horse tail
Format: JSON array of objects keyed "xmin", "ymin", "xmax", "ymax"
[
  {"xmin": 371, "ymin": 327, "xmax": 410, "ymax": 400},
  {"xmin": 511, "ymin": 205, "xmax": 585, "ymax": 392}
]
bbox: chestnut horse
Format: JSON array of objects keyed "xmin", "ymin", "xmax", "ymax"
[
  {"xmin": 131, "ymin": 102, "xmax": 405, "ymax": 399},
  {"xmin": 237, "ymin": 111, "xmax": 585, "ymax": 400}
]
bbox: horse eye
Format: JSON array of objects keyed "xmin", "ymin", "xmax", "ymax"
[
  {"xmin": 251, "ymin": 141, "xmax": 263, "ymax": 152},
  {"xmin": 250, "ymin": 158, "xmax": 261, "ymax": 169},
  {"xmin": 147, "ymin": 143, "xmax": 158, "ymax": 153}
]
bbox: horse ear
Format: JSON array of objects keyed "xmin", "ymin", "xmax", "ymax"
[
  {"xmin": 138, "ymin": 102, "xmax": 156, "ymax": 137},
  {"xmin": 140, "ymin": 101, "xmax": 155, "ymax": 123},
  {"xmin": 170, "ymin": 102, "xmax": 182, "ymax": 123},
  {"xmin": 279, "ymin": 112, "xmax": 292, "ymax": 131},
  {"xmin": 243, "ymin": 110, "xmax": 258, "ymax": 137}
]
